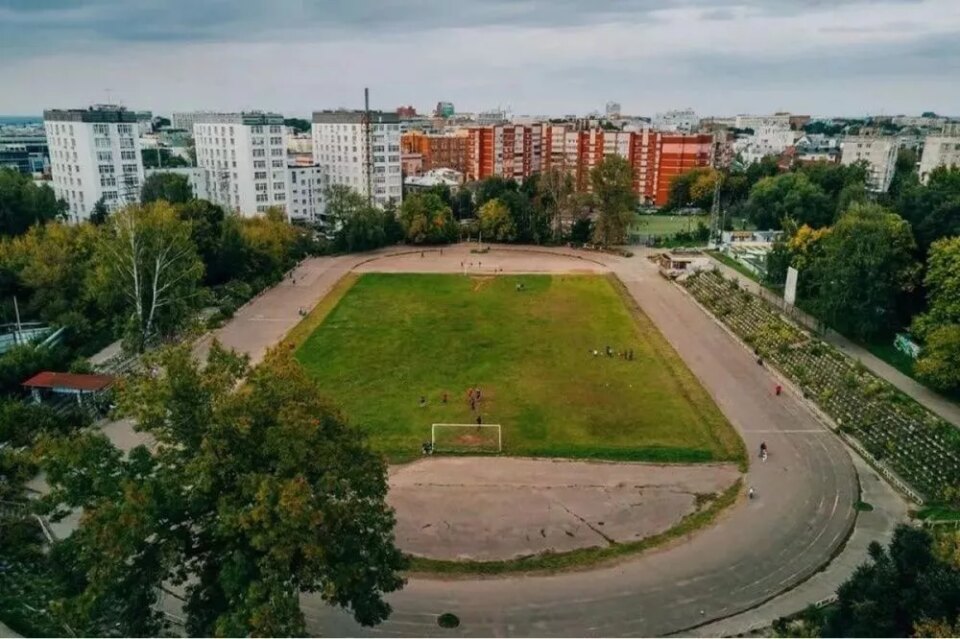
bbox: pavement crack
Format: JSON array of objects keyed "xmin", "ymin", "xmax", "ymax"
[{"xmin": 554, "ymin": 501, "xmax": 617, "ymax": 545}]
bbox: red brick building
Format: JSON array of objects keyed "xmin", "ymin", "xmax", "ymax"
[
  {"xmin": 463, "ymin": 124, "xmax": 715, "ymax": 206},
  {"xmin": 401, "ymin": 131, "xmax": 469, "ymax": 175}
]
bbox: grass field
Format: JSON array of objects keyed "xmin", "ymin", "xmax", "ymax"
[
  {"xmin": 295, "ymin": 273, "xmax": 743, "ymax": 464},
  {"xmin": 632, "ymin": 214, "xmax": 709, "ymax": 236}
]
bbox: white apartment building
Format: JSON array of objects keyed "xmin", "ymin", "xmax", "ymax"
[
  {"xmin": 312, "ymin": 110, "xmax": 402, "ymax": 208},
  {"xmin": 286, "ymin": 165, "xmax": 329, "ymax": 226},
  {"xmin": 652, "ymin": 108, "xmax": 699, "ymax": 133},
  {"xmin": 171, "ymin": 111, "xmax": 238, "ymax": 133},
  {"xmin": 734, "ymin": 126, "xmax": 799, "ymax": 165},
  {"xmin": 43, "ymin": 105, "xmax": 145, "ymax": 222},
  {"xmin": 841, "ymin": 136, "xmax": 898, "ymax": 193},
  {"xmin": 919, "ymin": 136, "xmax": 960, "ymax": 183},
  {"xmin": 193, "ymin": 112, "xmax": 288, "ymax": 216},
  {"xmin": 734, "ymin": 113, "xmax": 792, "ymax": 131}
]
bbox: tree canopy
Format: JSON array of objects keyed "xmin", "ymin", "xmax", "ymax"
[
  {"xmin": 140, "ymin": 171, "xmax": 194, "ymax": 205},
  {"xmin": 0, "ymin": 168, "xmax": 67, "ymax": 236},
  {"xmin": 398, "ymin": 191, "xmax": 457, "ymax": 245},
  {"xmin": 743, "ymin": 172, "xmax": 833, "ymax": 229},
  {"xmin": 590, "ymin": 156, "xmax": 637, "ymax": 246},
  {"xmin": 140, "ymin": 148, "xmax": 190, "ymax": 169},
  {"xmin": 39, "ymin": 343, "xmax": 406, "ymax": 636},
  {"xmin": 478, "ymin": 198, "xmax": 516, "ymax": 242}
]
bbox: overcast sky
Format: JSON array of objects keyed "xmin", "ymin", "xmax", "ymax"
[{"xmin": 1, "ymin": 0, "xmax": 958, "ymax": 118}]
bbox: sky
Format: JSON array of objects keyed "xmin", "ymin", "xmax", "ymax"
[{"xmin": 1, "ymin": 0, "xmax": 959, "ymax": 118}]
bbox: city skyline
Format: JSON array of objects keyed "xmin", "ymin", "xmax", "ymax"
[{"xmin": 1, "ymin": 0, "xmax": 959, "ymax": 117}]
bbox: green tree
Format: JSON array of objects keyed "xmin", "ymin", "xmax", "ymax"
[
  {"xmin": 822, "ymin": 525, "xmax": 960, "ymax": 638},
  {"xmin": 478, "ymin": 198, "xmax": 516, "ymax": 242},
  {"xmin": 888, "ymin": 147, "xmax": 920, "ymax": 201},
  {"xmin": 324, "ymin": 185, "xmax": 394, "ymax": 252},
  {"xmin": 40, "ymin": 343, "xmax": 405, "ymax": 636},
  {"xmin": 808, "ymin": 203, "xmax": 920, "ymax": 340},
  {"xmin": 399, "ymin": 192, "xmax": 456, "ymax": 245},
  {"xmin": 474, "ymin": 176, "xmax": 518, "ymax": 208},
  {"xmin": 537, "ymin": 166, "xmax": 576, "ymax": 241},
  {"xmin": 744, "ymin": 172, "xmax": 833, "ymax": 229},
  {"xmin": 91, "ymin": 202, "xmax": 204, "ymax": 351},
  {"xmin": 912, "ymin": 237, "xmax": 960, "ymax": 392},
  {"xmin": 140, "ymin": 148, "xmax": 190, "ymax": 169},
  {"xmin": 89, "ymin": 197, "xmax": 109, "ymax": 225},
  {"xmin": 590, "ymin": 156, "xmax": 637, "ymax": 246},
  {"xmin": 0, "ymin": 168, "xmax": 67, "ymax": 236},
  {"xmin": 666, "ymin": 167, "xmax": 717, "ymax": 211},
  {"xmin": 896, "ymin": 166, "xmax": 960, "ymax": 253},
  {"xmin": 140, "ymin": 172, "xmax": 193, "ymax": 205},
  {"xmin": 283, "ymin": 118, "xmax": 311, "ymax": 134},
  {"xmin": 175, "ymin": 199, "xmax": 226, "ymax": 284}
]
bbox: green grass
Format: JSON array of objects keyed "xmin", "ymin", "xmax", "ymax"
[
  {"xmin": 864, "ymin": 341, "xmax": 919, "ymax": 380},
  {"xmin": 916, "ymin": 504, "xmax": 960, "ymax": 521},
  {"xmin": 407, "ymin": 479, "xmax": 742, "ymax": 575},
  {"xmin": 706, "ymin": 250, "xmax": 763, "ymax": 285},
  {"xmin": 296, "ymin": 273, "xmax": 744, "ymax": 464},
  {"xmin": 632, "ymin": 214, "xmax": 709, "ymax": 236}
]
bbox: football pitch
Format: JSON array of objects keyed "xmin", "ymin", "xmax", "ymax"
[{"xmin": 295, "ymin": 273, "xmax": 743, "ymax": 464}]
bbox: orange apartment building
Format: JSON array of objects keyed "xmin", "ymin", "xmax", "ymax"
[
  {"xmin": 464, "ymin": 124, "xmax": 715, "ymax": 206},
  {"xmin": 400, "ymin": 131, "xmax": 469, "ymax": 176}
]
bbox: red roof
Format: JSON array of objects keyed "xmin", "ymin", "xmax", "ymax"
[{"xmin": 22, "ymin": 371, "xmax": 115, "ymax": 392}]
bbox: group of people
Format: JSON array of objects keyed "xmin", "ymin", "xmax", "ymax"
[{"xmin": 591, "ymin": 345, "xmax": 635, "ymax": 361}]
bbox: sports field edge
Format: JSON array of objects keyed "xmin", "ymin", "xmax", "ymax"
[{"xmin": 405, "ymin": 479, "xmax": 743, "ymax": 576}]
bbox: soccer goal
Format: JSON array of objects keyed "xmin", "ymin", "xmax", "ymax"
[{"xmin": 431, "ymin": 423, "xmax": 502, "ymax": 454}]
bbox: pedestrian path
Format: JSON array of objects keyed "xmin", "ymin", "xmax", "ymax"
[{"xmin": 705, "ymin": 255, "xmax": 960, "ymax": 428}]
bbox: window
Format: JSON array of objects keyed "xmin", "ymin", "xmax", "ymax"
[
  {"xmin": 93, "ymin": 124, "xmax": 110, "ymax": 135},
  {"xmin": 97, "ymin": 151, "xmax": 113, "ymax": 162},
  {"xmin": 270, "ymin": 137, "xmax": 282, "ymax": 145},
  {"xmin": 253, "ymin": 149, "xmax": 265, "ymax": 157},
  {"xmin": 273, "ymin": 181, "xmax": 284, "ymax": 190},
  {"xmin": 272, "ymin": 160, "xmax": 283, "ymax": 168},
  {"xmin": 100, "ymin": 175, "xmax": 116, "ymax": 187},
  {"xmin": 118, "ymin": 124, "xmax": 133, "ymax": 135},
  {"xmin": 123, "ymin": 164, "xmax": 138, "ymax": 174},
  {"xmin": 98, "ymin": 165, "xmax": 115, "ymax": 175},
  {"xmin": 256, "ymin": 193, "xmax": 268, "ymax": 202},
  {"xmin": 251, "ymin": 125, "xmax": 264, "ymax": 134},
  {"xmin": 254, "ymin": 171, "xmax": 267, "ymax": 180},
  {"xmin": 274, "ymin": 193, "xmax": 285, "ymax": 201},
  {"xmin": 95, "ymin": 138, "xmax": 111, "ymax": 148},
  {"xmin": 254, "ymin": 160, "xmax": 266, "ymax": 168},
  {"xmin": 270, "ymin": 148, "xmax": 283, "ymax": 156},
  {"xmin": 121, "ymin": 150, "xmax": 136, "ymax": 161},
  {"xmin": 269, "ymin": 125, "xmax": 281, "ymax": 134},
  {"xmin": 103, "ymin": 190, "xmax": 118, "ymax": 201},
  {"xmin": 255, "ymin": 183, "xmax": 267, "ymax": 192}
]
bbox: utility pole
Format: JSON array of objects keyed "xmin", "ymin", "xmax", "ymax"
[
  {"xmin": 13, "ymin": 295, "xmax": 22, "ymax": 344},
  {"xmin": 708, "ymin": 129, "xmax": 730, "ymax": 248},
  {"xmin": 363, "ymin": 88, "xmax": 373, "ymax": 208}
]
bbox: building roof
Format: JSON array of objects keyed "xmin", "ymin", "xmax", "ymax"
[{"xmin": 22, "ymin": 371, "xmax": 115, "ymax": 392}]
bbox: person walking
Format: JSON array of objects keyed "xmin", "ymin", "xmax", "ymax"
[{"xmin": 775, "ymin": 384, "xmax": 782, "ymax": 396}]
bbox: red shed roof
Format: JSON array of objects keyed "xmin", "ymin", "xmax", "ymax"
[{"xmin": 22, "ymin": 371, "xmax": 115, "ymax": 392}]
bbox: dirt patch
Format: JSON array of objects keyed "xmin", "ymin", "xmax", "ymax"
[
  {"xmin": 387, "ymin": 456, "xmax": 740, "ymax": 561},
  {"xmin": 471, "ymin": 276, "xmax": 495, "ymax": 292}
]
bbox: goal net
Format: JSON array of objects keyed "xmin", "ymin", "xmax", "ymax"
[{"xmin": 431, "ymin": 423, "xmax": 502, "ymax": 454}]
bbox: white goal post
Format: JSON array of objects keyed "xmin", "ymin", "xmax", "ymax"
[{"xmin": 431, "ymin": 423, "xmax": 502, "ymax": 454}]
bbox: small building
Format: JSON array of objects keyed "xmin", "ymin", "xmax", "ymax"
[
  {"xmin": 23, "ymin": 371, "xmax": 115, "ymax": 406},
  {"xmin": 656, "ymin": 251, "xmax": 710, "ymax": 278}
]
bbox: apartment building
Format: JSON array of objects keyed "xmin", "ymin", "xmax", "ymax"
[
  {"xmin": 43, "ymin": 105, "xmax": 145, "ymax": 222},
  {"xmin": 193, "ymin": 112, "xmax": 288, "ymax": 215},
  {"xmin": 312, "ymin": 110, "xmax": 402, "ymax": 208},
  {"xmin": 465, "ymin": 124, "xmax": 544, "ymax": 182},
  {"xmin": 654, "ymin": 133, "xmax": 715, "ymax": 205},
  {"xmin": 919, "ymin": 136, "xmax": 960, "ymax": 183},
  {"xmin": 652, "ymin": 109, "xmax": 699, "ymax": 133},
  {"xmin": 286, "ymin": 165, "xmax": 329, "ymax": 226},
  {"xmin": 734, "ymin": 126, "xmax": 800, "ymax": 165},
  {"xmin": 841, "ymin": 136, "xmax": 897, "ymax": 192},
  {"xmin": 400, "ymin": 130, "xmax": 469, "ymax": 175}
]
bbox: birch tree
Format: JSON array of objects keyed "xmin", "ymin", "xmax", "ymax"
[{"xmin": 93, "ymin": 201, "xmax": 203, "ymax": 352}]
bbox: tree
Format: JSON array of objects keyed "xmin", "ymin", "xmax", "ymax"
[
  {"xmin": 665, "ymin": 167, "xmax": 717, "ymax": 211},
  {"xmin": 913, "ymin": 237, "xmax": 960, "ymax": 336},
  {"xmin": 283, "ymin": 118, "xmax": 311, "ymax": 134},
  {"xmin": 175, "ymin": 198, "xmax": 226, "ymax": 284},
  {"xmin": 398, "ymin": 192, "xmax": 456, "ymax": 245},
  {"xmin": 89, "ymin": 197, "xmax": 109, "ymax": 225},
  {"xmin": 896, "ymin": 166, "xmax": 960, "ymax": 253},
  {"xmin": 140, "ymin": 148, "xmax": 190, "ymax": 169},
  {"xmin": 822, "ymin": 526, "xmax": 960, "ymax": 638},
  {"xmin": 590, "ymin": 156, "xmax": 637, "ymax": 246},
  {"xmin": 92, "ymin": 202, "xmax": 204, "ymax": 351},
  {"xmin": 477, "ymin": 199, "xmax": 516, "ymax": 242},
  {"xmin": 39, "ymin": 343, "xmax": 405, "ymax": 635},
  {"xmin": 141, "ymin": 172, "xmax": 193, "ymax": 205},
  {"xmin": 914, "ymin": 325, "xmax": 960, "ymax": 392},
  {"xmin": 324, "ymin": 185, "xmax": 393, "ymax": 252},
  {"xmin": 888, "ymin": 147, "xmax": 920, "ymax": 201},
  {"xmin": 744, "ymin": 172, "xmax": 833, "ymax": 229},
  {"xmin": 537, "ymin": 167, "xmax": 576, "ymax": 241},
  {"xmin": 808, "ymin": 203, "xmax": 920, "ymax": 340},
  {"xmin": 0, "ymin": 168, "xmax": 67, "ymax": 236},
  {"xmin": 474, "ymin": 176, "xmax": 518, "ymax": 208}
]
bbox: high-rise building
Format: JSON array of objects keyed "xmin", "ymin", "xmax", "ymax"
[
  {"xmin": 435, "ymin": 102, "xmax": 455, "ymax": 118},
  {"xmin": 605, "ymin": 101, "xmax": 622, "ymax": 118},
  {"xmin": 841, "ymin": 135, "xmax": 897, "ymax": 192},
  {"xmin": 43, "ymin": 105, "xmax": 145, "ymax": 222},
  {"xmin": 193, "ymin": 112, "xmax": 288, "ymax": 215},
  {"xmin": 286, "ymin": 165, "xmax": 329, "ymax": 227},
  {"xmin": 466, "ymin": 124, "xmax": 544, "ymax": 182},
  {"xmin": 401, "ymin": 131, "xmax": 469, "ymax": 175},
  {"xmin": 919, "ymin": 136, "xmax": 960, "ymax": 183},
  {"xmin": 652, "ymin": 109, "xmax": 699, "ymax": 133},
  {"xmin": 0, "ymin": 131, "xmax": 48, "ymax": 175},
  {"xmin": 312, "ymin": 110, "xmax": 403, "ymax": 208}
]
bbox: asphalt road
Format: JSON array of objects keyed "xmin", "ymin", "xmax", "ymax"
[{"xmin": 277, "ymin": 248, "xmax": 859, "ymax": 637}]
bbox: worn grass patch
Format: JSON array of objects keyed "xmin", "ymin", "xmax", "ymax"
[
  {"xmin": 406, "ymin": 479, "xmax": 742, "ymax": 575},
  {"xmin": 295, "ymin": 273, "xmax": 744, "ymax": 464}
]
